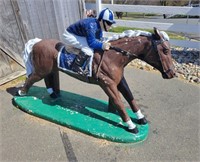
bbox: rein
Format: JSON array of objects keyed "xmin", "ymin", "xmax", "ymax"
[
  {"xmin": 95, "ymin": 51, "xmax": 104, "ymax": 79},
  {"xmin": 110, "ymin": 46, "xmax": 138, "ymax": 58},
  {"xmin": 95, "ymin": 46, "xmax": 137, "ymax": 79}
]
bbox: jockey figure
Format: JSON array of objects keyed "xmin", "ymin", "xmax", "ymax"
[{"xmin": 62, "ymin": 8, "xmax": 116, "ymax": 75}]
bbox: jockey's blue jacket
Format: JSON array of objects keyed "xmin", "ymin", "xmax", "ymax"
[{"xmin": 67, "ymin": 18, "xmax": 103, "ymax": 50}]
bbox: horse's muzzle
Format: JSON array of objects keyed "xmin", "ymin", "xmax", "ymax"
[{"xmin": 162, "ymin": 69, "xmax": 176, "ymax": 79}]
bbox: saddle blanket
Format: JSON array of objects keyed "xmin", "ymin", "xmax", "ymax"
[
  {"xmin": 57, "ymin": 47, "xmax": 92, "ymax": 77},
  {"xmin": 23, "ymin": 38, "xmax": 42, "ymax": 77}
]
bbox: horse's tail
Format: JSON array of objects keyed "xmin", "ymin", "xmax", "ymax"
[{"xmin": 23, "ymin": 38, "xmax": 42, "ymax": 77}]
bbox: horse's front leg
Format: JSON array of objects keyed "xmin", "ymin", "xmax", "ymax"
[
  {"xmin": 109, "ymin": 76, "xmax": 147, "ymax": 125},
  {"xmin": 101, "ymin": 83, "xmax": 138, "ymax": 134}
]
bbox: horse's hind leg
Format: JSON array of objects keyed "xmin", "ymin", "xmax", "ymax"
[
  {"xmin": 44, "ymin": 70, "xmax": 60, "ymax": 98},
  {"xmin": 18, "ymin": 73, "xmax": 43, "ymax": 96},
  {"xmin": 52, "ymin": 70, "xmax": 60, "ymax": 94}
]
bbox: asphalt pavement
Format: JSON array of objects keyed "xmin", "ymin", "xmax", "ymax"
[{"xmin": 1, "ymin": 67, "xmax": 200, "ymax": 162}]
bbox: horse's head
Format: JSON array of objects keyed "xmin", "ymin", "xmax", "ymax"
[{"xmin": 142, "ymin": 27, "xmax": 176, "ymax": 79}]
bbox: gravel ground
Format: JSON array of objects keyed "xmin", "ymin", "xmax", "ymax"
[{"xmin": 129, "ymin": 47, "xmax": 200, "ymax": 84}]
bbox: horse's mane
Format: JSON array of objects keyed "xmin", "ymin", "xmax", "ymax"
[{"xmin": 104, "ymin": 30, "xmax": 169, "ymax": 42}]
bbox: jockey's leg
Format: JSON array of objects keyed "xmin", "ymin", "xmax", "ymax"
[
  {"xmin": 62, "ymin": 30, "xmax": 93, "ymax": 75},
  {"xmin": 117, "ymin": 76, "xmax": 147, "ymax": 125},
  {"xmin": 71, "ymin": 51, "xmax": 90, "ymax": 75}
]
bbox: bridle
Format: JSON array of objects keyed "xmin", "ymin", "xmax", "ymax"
[
  {"xmin": 151, "ymin": 37, "xmax": 175, "ymax": 77},
  {"xmin": 110, "ymin": 36, "xmax": 175, "ymax": 77}
]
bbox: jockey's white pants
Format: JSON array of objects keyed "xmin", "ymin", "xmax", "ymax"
[{"xmin": 62, "ymin": 30, "xmax": 93, "ymax": 56}]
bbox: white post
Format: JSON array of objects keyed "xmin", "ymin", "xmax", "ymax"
[{"xmin": 96, "ymin": 0, "xmax": 102, "ymax": 16}]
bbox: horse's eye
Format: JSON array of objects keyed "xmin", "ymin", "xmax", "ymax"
[{"xmin": 163, "ymin": 49, "xmax": 169, "ymax": 55}]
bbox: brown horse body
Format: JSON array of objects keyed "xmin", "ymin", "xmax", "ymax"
[{"xmin": 19, "ymin": 28, "xmax": 176, "ymax": 133}]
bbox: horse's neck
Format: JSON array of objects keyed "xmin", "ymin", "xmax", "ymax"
[
  {"xmin": 112, "ymin": 36, "xmax": 151, "ymax": 60},
  {"xmin": 93, "ymin": 36, "xmax": 151, "ymax": 73}
]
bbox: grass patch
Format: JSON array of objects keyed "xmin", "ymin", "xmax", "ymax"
[
  {"xmin": 121, "ymin": 12, "xmax": 159, "ymax": 19},
  {"xmin": 17, "ymin": 75, "xmax": 26, "ymax": 82},
  {"xmin": 0, "ymin": 75, "xmax": 26, "ymax": 90}
]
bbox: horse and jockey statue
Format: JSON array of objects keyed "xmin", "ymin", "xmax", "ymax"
[{"xmin": 17, "ymin": 8, "xmax": 176, "ymax": 134}]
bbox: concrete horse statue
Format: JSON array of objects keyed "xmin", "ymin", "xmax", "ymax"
[{"xmin": 18, "ymin": 28, "xmax": 176, "ymax": 133}]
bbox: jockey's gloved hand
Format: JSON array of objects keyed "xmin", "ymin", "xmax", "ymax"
[{"xmin": 102, "ymin": 42, "xmax": 111, "ymax": 51}]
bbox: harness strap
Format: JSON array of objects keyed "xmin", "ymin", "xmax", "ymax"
[
  {"xmin": 95, "ymin": 46, "xmax": 138, "ymax": 79},
  {"xmin": 110, "ymin": 46, "xmax": 138, "ymax": 58},
  {"xmin": 95, "ymin": 52, "xmax": 105, "ymax": 80}
]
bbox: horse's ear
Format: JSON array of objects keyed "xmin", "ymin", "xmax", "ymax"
[{"xmin": 153, "ymin": 27, "xmax": 161, "ymax": 40}]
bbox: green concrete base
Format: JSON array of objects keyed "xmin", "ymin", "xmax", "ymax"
[{"xmin": 13, "ymin": 86, "xmax": 149, "ymax": 143}]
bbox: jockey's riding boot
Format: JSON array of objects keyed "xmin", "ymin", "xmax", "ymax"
[{"xmin": 72, "ymin": 51, "xmax": 89, "ymax": 75}]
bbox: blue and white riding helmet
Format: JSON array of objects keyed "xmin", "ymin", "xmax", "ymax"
[{"xmin": 98, "ymin": 8, "xmax": 116, "ymax": 31}]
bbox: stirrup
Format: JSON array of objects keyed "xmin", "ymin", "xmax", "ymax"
[
  {"xmin": 71, "ymin": 51, "xmax": 89, "ymax": 75},
  {"xmin": 72, "ymin": 65, "xmax": 85, "ymax": 75}
]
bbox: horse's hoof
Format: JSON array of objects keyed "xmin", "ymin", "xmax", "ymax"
[
  {"xmin": 127, "ymin": 127, "xmax": 139, "ymax": 134},
  {"xmin": 15, "ymin": 91, "xmax": 20, "ymax": 96},
  {"xmin": 50, "ymin": 92, "xmax": 60, "ymax": 99},
  {"xmin": 138, "ymin": 117, "xmax": 148, "ymax": 125},
  {"xmin": 16, "ymin": 90, "xmax": 26, "ymax": 96}
]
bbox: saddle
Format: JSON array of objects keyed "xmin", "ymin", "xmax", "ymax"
[{"xmin": 56, "ymin": 45, "xmax": 92, "ymax": 77}]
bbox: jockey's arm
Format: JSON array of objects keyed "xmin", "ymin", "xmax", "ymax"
[
  {"xmin": 85, "ymin": 23, "xmax": 104, "ymax": 50},
  {"xmin": 86, "ymin": 28, "xmax": 110, "ymax": 51}
]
